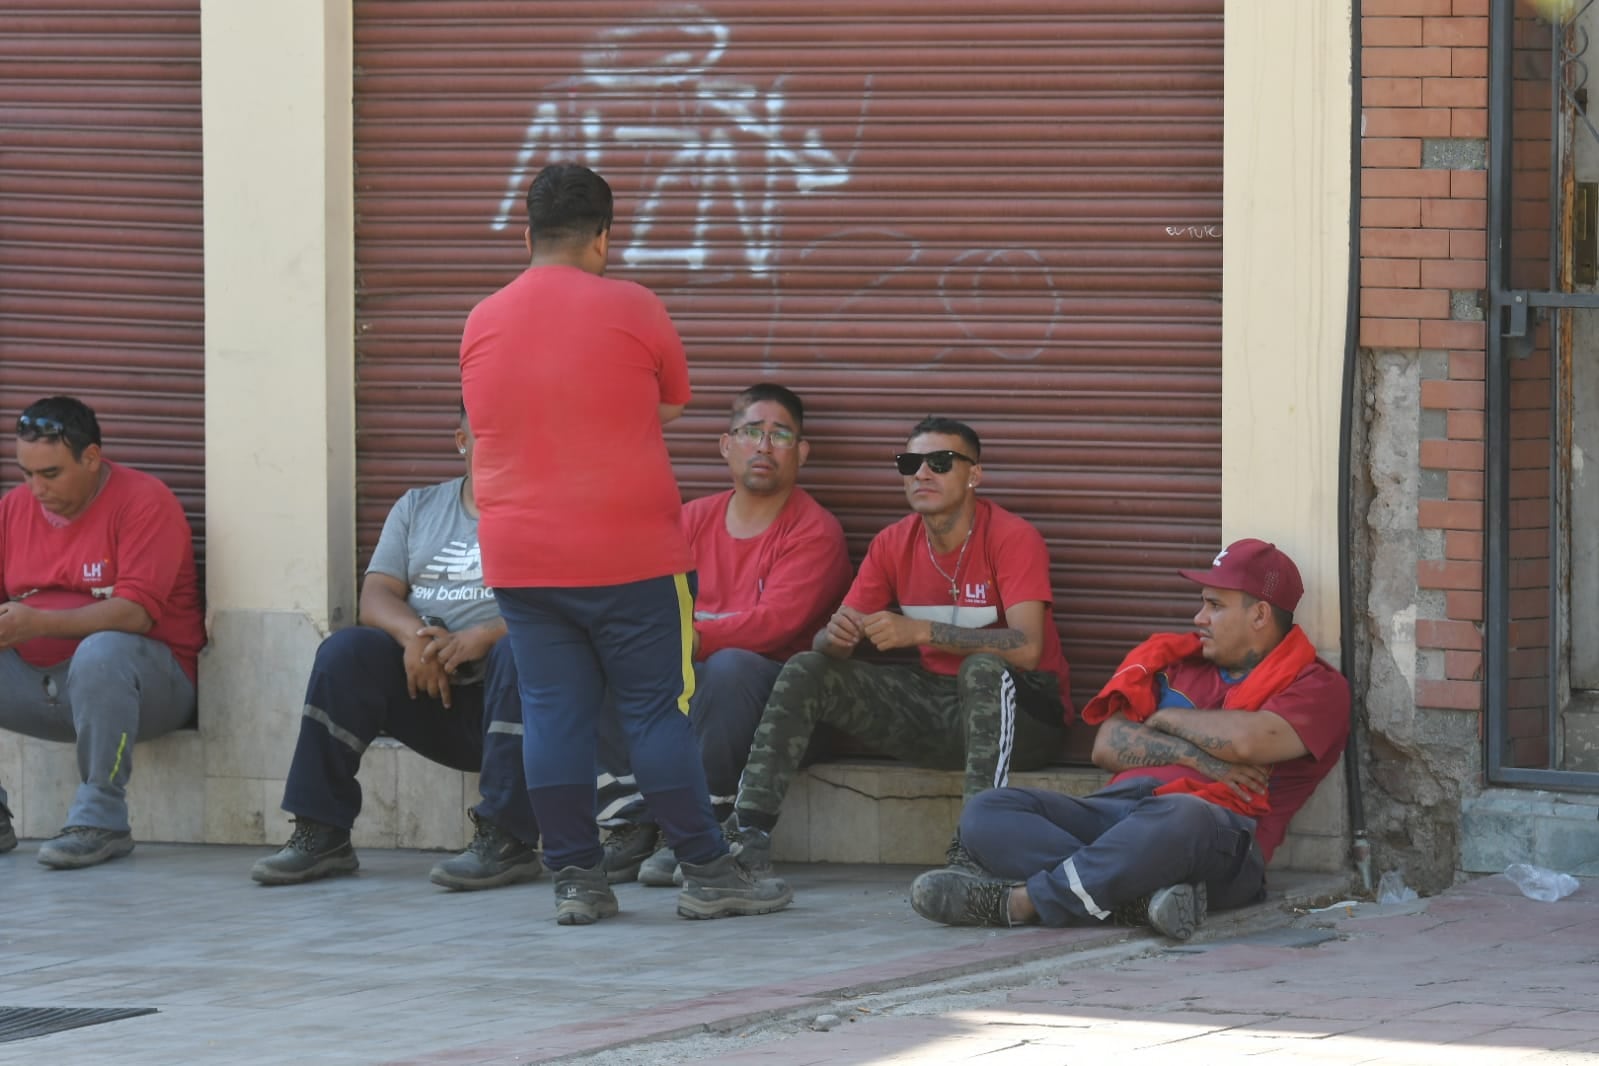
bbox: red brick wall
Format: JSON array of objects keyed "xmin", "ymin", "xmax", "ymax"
[
  {"xmin": 1360, "ymin": 0, "xmax": 1490, "ymax": 719},
  {"xmin": 1359, "ymin": 0, "xmax": 1556, "ymax": 766}
]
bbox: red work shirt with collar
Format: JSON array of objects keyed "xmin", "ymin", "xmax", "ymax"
[
  {"xmin": 0, "ymin": 461, "xmax": 205, "ymax": 683},
  {"xmin": 843, "ymin": 498, "xmax": 1073, "ymax": 722}
]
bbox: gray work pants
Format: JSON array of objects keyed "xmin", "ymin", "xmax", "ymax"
[{"xmin": 0, "ymin": 632, "xmax": 195, "ymax": 832}]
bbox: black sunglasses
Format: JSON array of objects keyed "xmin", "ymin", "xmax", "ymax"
[
  {"xmin": 895, "ymin": 450, "xmax": 977, "ymax": 476},
  {"xmin": 16, "ymin": 414, "xmax": 70, "ymax": 443}
]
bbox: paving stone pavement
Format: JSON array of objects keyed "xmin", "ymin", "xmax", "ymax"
[
  {"xmin": 1, "ymin": 840, "xmax": 1319, "ymax": 1066},
  {"xmin": 5, "ymin": 839, "xmax": 1588, "ymax": 1065}
]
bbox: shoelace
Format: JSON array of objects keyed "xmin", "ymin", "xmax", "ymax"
[
  {"xmin": 286, "ymin": 820, "xmax": 327, "ymax": 852},
  {"xmin": 467, "ymin": 820, "xmax": 503, "ymax": 859},
  {"xmin": 963, "ymin": 877, "xmax": 1013, "ymax": 926}
]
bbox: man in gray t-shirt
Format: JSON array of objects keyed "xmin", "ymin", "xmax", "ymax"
[{"xmin": 250, "ymin": 407, "xmax": 540, "ymax": 890}]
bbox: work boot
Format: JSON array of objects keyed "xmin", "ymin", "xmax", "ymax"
[
  {"xmin": 250, "ymin": 817, "xmax": 358, "ymax": 885},
  {"xmin": 600, "ymin": 821, "xmax": 660, "ymax": 884},
  {"xmin": 552, "ymin": 864, "xmax": 620, "ymax": 925},
  {"xmin": 725, "ymin": 823, "xmax": 774, "ymax": 878},
  {"xmin": 1113, "ymin": 882, "xmax": 1208, "ymax": 941},
  {"xmin": 37, "ymin": 826, "xmax": 135, "ymax": 870},
  {"xmin": 429, "ymin": 811, "xmax": 543, "ymax": 891},
  {"xmin": 910, "ymin": 867, "xmax": 1023, "ymax": 927},
  {"xmin": 676, "ymin": 850, "xmax": 793, "ymax": 919},
  {"xmin": 944, "ymin": 831, "xmax": 982, "ymax": 873},
  {"xmin": 636, "ymin": 843, "xmax": 682, "ymax": 887},
  {"xmin": 0, "ymin": 804, "xmax": 15, "ymax": 854}
]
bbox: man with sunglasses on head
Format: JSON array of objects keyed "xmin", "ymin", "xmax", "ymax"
[
  {"xmin": 0, "ymin": 396, "xmax": 203, "ymax": 868},
  {"xmin": 596, "ymin": 383, "xmax": 852, "ymax": 886},
  {"xmin": 724, "ymin": 416, "xmax": 1075, "ymax": 877}
]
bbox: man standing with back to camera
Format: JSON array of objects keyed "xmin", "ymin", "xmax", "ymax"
[{"xmin": 460, "ymin": 163, "xmax": 792, "ymax": 924}]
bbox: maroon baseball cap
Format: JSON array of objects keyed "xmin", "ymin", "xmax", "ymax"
[{"xmin": 1178, "ymin": 538, "xmax": 1305, "ymax": 613}]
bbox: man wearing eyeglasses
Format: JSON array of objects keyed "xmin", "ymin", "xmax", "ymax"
[
  {"xmin": 596, "ymin": 383, "xmax": 852, "ymax": 886},
  {"xmin": 725, "ymin": 416, "xmax": 1075, "ymax": 874},
  {"xmin": 0, "ymin": 396, "xmax": 203, "ymax": 868}
]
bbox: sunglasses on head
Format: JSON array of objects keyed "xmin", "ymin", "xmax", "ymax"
[
  {"xmin": 16, "ymin": 414, "xmax": 71, "ymax": 443},
  {"xmin": 894, "ymin": 450, "xmax": 977, "ymax": 476}
]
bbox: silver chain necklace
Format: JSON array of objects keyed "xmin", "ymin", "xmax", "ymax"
[{"xmin": 924, "ymin": 520, "xmax": 975, "ymax": 607}]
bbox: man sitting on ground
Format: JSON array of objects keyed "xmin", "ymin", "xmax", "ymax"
[
  {"xmin": 0, "ymin": 395, "xmax": 204, "ymax": 869},
  {"xmin": 910, "ymin": 539, "xmax": 1350, "ymax": 940},
  {"xmin": 251, "ymin": 406, "xmax": 540, "ymax": 889},
  {"xmin": 726, "ymin": 417, "xmax": 1074, "ymax": 875},
  {"xmin": 598, "ymin": 383, "xmax": 852, "ymax": 885}
]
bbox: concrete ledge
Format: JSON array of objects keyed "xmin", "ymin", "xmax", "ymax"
[
  {"xmin": 2, "ymin": 731, "xmax": 1350, "ymax": 875},
  {"xmin": 1460, "ymin": 787, "xmax": 1599, "ymax": 875},
  {"xmin": 769, "ymin": 757, "xmax": 1352, "ymax": 873}
]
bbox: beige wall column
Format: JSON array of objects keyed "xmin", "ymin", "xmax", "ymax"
[
  {"xmin": 198, "ymin": 0, "xmax": 354, "ymax": 843},
  {"xmin": 1222, "ymin": 2, "xmax": 1354, "ymax": 872},
  {"xmin": 1222, "ymin": 1, "xmax": 1352, "ymax": 653}
]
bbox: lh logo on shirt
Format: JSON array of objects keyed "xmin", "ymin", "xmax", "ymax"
[
  {"xmin": 82, "ymin": 559, "xmax": 106, "ymax": 582},
  {"xmin": 963, "ymin": 582, "xmax": 989, "ymax": 603}
]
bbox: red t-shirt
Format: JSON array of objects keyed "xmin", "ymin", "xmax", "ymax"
[
  {"xmin": 843, "ymin": 498, "xmax": 1073, "ymax": 721},
  {"xmin": 683, "ymin": 487, "xmax": 852, "ymax": 662},
  {"xmin": 460, "ymin": 264, "xmax": 694, "ymax": 587},
  {"xmin": 1110, "ymin": 656, "xmax": 1351, "ymax": 862},
  {"xmin": 0, "ymin": 461, "xmax": 205, "ymax": 683}
]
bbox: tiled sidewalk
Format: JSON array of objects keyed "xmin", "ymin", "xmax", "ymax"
[
  {"xmin": 0, "ymin": 842, "xmax": 1336, "ymax": 1065},
  {"xmin": 680, "ymin": 875, "xmax": 1599, "ymax": 1066}
]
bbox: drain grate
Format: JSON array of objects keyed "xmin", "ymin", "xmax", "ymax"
[{"xmin": 0, "ymin": 1006, "xmax": 158, "ymax": 1044}]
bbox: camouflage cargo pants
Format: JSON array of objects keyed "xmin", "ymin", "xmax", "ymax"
[{"xmin": 734, "ymin": 650, "xmax": 1066, "ymax": 826}]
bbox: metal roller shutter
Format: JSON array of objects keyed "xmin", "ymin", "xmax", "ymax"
[
  {"xmin": 0, "ymin": 3, "xmax": 204, "ymax": 558},
  {"xmin": 354, "ymin": 1, "xmax": 1223, "ymax": 719}
]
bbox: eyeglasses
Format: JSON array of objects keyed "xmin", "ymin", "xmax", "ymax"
[
  {"xmin": 895, "ymin": 450, "xmax": 977, "ymax": 476},
  {"xmin": 16, "ymin": 414, "xmax": 69, "ymax": 443},
  {"xmin": 730, "ymin": 423, "xmax": 799, "ymax": 450}
]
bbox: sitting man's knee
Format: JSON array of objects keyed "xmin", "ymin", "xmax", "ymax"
[
  {"xmin": 313, "ymin": 625, "xmax": 394, "ymax": 669},
  {"xmin": 1141, "ymin": 793, "xmax": 1215, "ymax": 833},
  {"xmin": 955, "ymin": 652, "xmax": 1008, "ymax": 684},
  {"xmin": 65, "ymin": 630, "xmax": 146, "ymax": 681}
]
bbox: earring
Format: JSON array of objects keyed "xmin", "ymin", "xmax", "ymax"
[{"xmin": 458, "ymin": 446, "xmax": 467, "ymax": 455}]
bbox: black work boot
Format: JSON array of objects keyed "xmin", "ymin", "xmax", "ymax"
[
  {"xmin": 910, "ymin": 868, "xmax": 1022, "ymax": 927},
  {"xmin": 677, "ymin": 850, "xmax": 793, "ymax": 919},
  {"xmin": 1113, "ymin": 882, "xmax": 1209, "ymax": 941},
  {"xmin": 37, "ymin": 826, "xmax": 135, "ymax": 870},
  {"xmin": 429, "ymin": 811, "xmax": 543, "ymax": 891},
  {"xmin": 725, "ymin": 823, "xmax": 774, "ymax": 878},
  {"xmin": 944, "ymin": 830, "xmax": 983, "ymax": 873},
  {"xmin": 552, "ymin": 864, "xmax": 620, "ymax": 925},
  {"xmin": 250, "ymin": 817, "xmax": 358, "ymax": 885},
  {"xmin": 600, "ymin": 822, "xmax": 660, "ymax": 884},
  {"xmin": 636, "ymin": 844, "xmax": 681, "ymax": 887}
]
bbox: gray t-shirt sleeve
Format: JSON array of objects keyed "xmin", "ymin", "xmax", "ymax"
[
  {"xmin": 374, "ymin": 478, "xmax": 498, "ymax": 634},
  {"xmin": 367, "ymin": 490, "xmax": 415, "ymax": 585}
]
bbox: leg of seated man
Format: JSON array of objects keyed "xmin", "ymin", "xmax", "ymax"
[
  {"xmin": 9, "ymin": 632, "xmax": 194, "ymax": 869},
  {"xmin": 430, "ymin": 639, "xmax": 543, "ymax": 891},
  {"xmin": 734, "ymin": 653, "xmax": 951, "ymax": 837},
  {"xmin": 255, "ymin": 625, "xmax": 469, "ymax": 885},
  {"xmin": 917, "ymin": 780, "xmax": 1263, "ymax": 938},
  {"xmin": 633, "ymin": 648, "xmax": 784, "ymax": 887},
  {"xmin": 953, "ymin": 653, "xmax": 1066, "ymax": 800}
]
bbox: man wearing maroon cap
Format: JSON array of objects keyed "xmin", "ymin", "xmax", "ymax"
[{"xmin": 909, "ymin": 538, "xmax": 1349, "ymax": 940}]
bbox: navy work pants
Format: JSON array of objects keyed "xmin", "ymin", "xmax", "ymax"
[
  {"xmin": 960, "ymin": 777, "xmax": 1267, "ymax": 928},
  {"xmin": 495, "ymin": 575, "xmax": 726, "ymax": 871},
  {"xmin": 280, "ymin": 625, "xmax": 539, "ymax": 845}
]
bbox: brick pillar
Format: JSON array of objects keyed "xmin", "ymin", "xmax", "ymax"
[{"xmin": 1357, "ymin": 0, "xmax": 1491, "ymax": 891}]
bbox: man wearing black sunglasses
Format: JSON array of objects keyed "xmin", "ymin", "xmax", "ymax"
[
  {"xmin": 0, "ymin": 396, "xmax": 203, "ymax": 869},
  {"xmin": 726, "ymin": 416, "xmax": 1075, "ymax": 875}
]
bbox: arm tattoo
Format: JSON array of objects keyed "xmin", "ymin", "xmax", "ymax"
[
  {"xmin": 1149, "ymin": 715, "xmax": 1240, "ymax": 761},
  {"xmin": 928, "ymin": 622, "xmax": 1027, "ymax": 651},
  {"xmin": 1101, "ymin": 718, "xmax": 1232, "ymax": 780}
]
